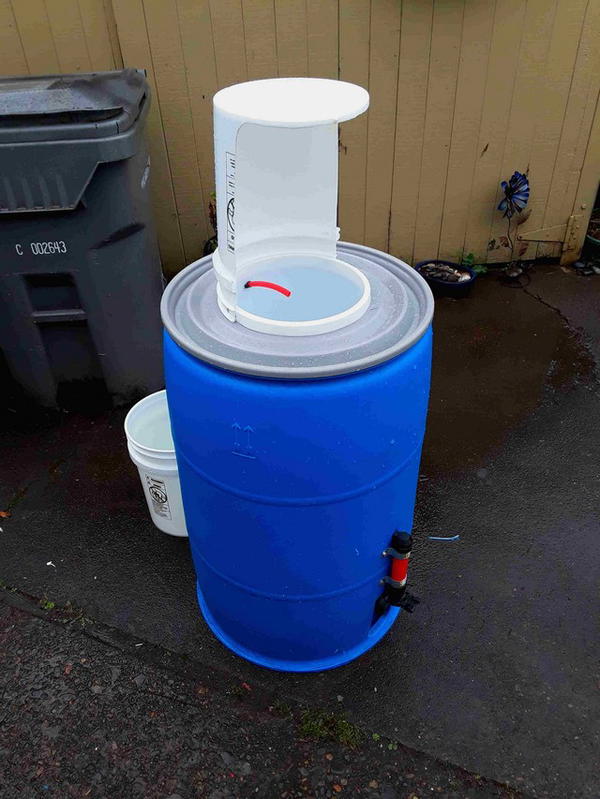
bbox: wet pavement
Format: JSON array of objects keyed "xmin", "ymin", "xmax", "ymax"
[
  {"xmin": 1, "ymin": 263, "xmax": 599, "ymax": 798},
  {"xmin": 0, "ymin": 595, "xmax": 520, "ymax": 799}
]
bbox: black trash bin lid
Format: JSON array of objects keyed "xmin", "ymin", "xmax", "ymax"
[{"xmin": 0, "ymin": 69, "xmax": 147, "ymax": 143}]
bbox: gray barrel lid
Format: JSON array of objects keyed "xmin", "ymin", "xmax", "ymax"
[
  {"xmin": 161, "ymin": 242, "xmax": 433, "ymax": 379},
  {"xmin": 0, "ymin": 69, "xmax": 147, "ymax": 143}
]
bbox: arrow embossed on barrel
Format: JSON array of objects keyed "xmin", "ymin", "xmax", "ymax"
[
  {"xmin": 232, "ymin": 421, "xmax": 241, "ymax": 450},
  {"xmin": 232, "ymin": 422, "xmax": 256, "ymax": 459}
]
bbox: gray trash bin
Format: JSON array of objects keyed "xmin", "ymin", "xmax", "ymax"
[{"xmin": 0, "ymin": 69, "xmax": 164, "ymax": 410}]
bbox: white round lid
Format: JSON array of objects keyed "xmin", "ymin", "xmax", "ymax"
[{"xmin": 213, "ymin": 78, "xmax": 369, "ymax": 127}]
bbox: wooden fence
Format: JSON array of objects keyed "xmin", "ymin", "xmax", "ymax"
[{"xmin": 1, "ymin": 0, "xmax": 599, "ymax": 275}]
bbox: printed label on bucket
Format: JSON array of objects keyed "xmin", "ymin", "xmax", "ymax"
[
  {"xmin": 226, "ymin": 151, "xmax": 235, "ymax": 253},
  {"xmin": 145, "ymin": 475, "xmax": 172, "ymax": 520}
]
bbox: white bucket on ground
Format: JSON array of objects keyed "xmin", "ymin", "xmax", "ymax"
[{"xmin": 124, "ymin": 390, "xmax": 188, "ymax": 537}]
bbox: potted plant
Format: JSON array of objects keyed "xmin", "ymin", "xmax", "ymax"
[
  {"xmin": 414, "ymin": 253, "xmax": 485, "ymax": 298},
  {"xmin": 584, "ymin": 207, "xmax": 600, "ymax": 259}
]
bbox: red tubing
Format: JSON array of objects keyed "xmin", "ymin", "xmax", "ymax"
[{"xmin": 244, "ymin": 280, "xmax": 291, "ymax": 297}]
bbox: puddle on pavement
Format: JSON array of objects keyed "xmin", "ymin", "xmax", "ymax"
[{"xmin": 421, "ymin": 277, "xmax": 597, "ymax": 477}]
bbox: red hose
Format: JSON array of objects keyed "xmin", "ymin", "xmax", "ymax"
[{"xmin": 244, "ymin": 280, "xmax": 291, "ymax": 297}]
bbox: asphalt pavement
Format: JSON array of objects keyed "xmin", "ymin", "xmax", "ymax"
[{"xmin": 1, "ymin": 263, "xmax": 599, "ymax": 798}]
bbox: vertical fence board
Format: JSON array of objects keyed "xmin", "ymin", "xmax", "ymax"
[
  {"xmin": 522, "ymin": 0, "xmax": 588, "ymax": 258},
  {"xmin": 103, "ymin": 0, "xmax": 124, "ymax": 69},
  {"xmin": 242, "ymin": 0, "xmax": 278, "ymax": 80},
  {"xmin": 209, "ymin": 0, "xmax": 247, "ymax": 89},
  {"xmin": 463, "ymin": 0, "xmax": 527, "ymax": 263},
  {"xmin": 0, "ymin": 1, "xmax": 29, "ymax": 74},
  {"xmin": 274, "ymin": 0, "xmax": 308, "ymax": 78},
  {"xmin": 558, "ymin": 75, "xmax": 600, "ymax": 260},
  {"xmin": 177, "ymin": 0, "xmax": 218, "ymax": 221},
  {"xmin": 307, "ymin": 0, "xmax": 338, "ymax": 79},
  {"xmin": 112, "ymin": 0, "xmax": 185, "ymax": 274},
  {"xmin": 10, "ymin": 0, "xmax": 60, "ymax": 74},
  {"xmin": 143, "ymin": 0, "xmax": 209, "ymax": 263},
  {"xmin": 412, "ymin": 0, "xmax": 464, "ymax": 264},
  {"xmin": 486, "ymin": 0, "xmax": 558, "ymax": 263},
  {"xmin": 563, "ymin": 91, "xmax": 600, "ymax": 262},
  {"xmin": 389, "ymin": 0, "xmax": 433, "ymax": 262},
  {"xmin": 438, "ymin": 0, "xmax": 495, "ymax": 263},
  {"xmin": 78, "ymin": 0, "xmax": 117, "ymax": 71},
  {"xmin": 363, "ymin": 0, "xmax": 401, "ymax": 252},
  {"xmin": 543, "ymin": 0, "xmax": 600, "ymax": 258},
  {"xmin": 338, "ymin": 0, "xmax": 370, "ymax": 244},
  {"xmin": 44, "ymin": 0, "xmax": 93, "ymax": 73}
]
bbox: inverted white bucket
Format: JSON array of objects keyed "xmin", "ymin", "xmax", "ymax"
[
  {"xmin": 124, "ymin": 390, "xmax": 188, "ymax": 538},
  {"xmin": 212, "ymin": 78, "xmax": 371, "ymax": 335}
]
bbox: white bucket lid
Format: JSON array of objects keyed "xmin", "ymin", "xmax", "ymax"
[
  {"xmin": 213, "ymin": 77, "xmax": 368, "ymax": 126},
  {"xmin": 212, "ymin": 78, "xmax": 370, "ymax": 336}
]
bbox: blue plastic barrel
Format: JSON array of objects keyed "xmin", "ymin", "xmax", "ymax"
[{"xmin": 162, "ymin": 243, "xmax": 433, "ymax": 671}]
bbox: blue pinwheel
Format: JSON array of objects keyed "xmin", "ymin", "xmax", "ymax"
[{"xmin": 498, "ymin": 171, "xmax": 529, "ymax": 218}]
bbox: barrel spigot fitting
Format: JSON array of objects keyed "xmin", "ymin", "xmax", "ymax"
[{"xmin": 375, "ymin": 531, "xmax": 420, "ymax": 615}]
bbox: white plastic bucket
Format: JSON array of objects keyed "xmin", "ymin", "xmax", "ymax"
[
  {"xmin": 212, "ymin": 78, "xmax": 371, "ymax": 335},
  {"xmin": 124, "ymin": 390, "xmax": 188, "ymax": 537}
]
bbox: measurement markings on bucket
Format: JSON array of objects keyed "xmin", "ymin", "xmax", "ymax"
[
  {"xmin": 226, "ymin": 151, "xmax": 235, "ymax": 252},
  {"xmin": 145, "ymin": 475, "xmax": 172, "ymax": 519}
]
